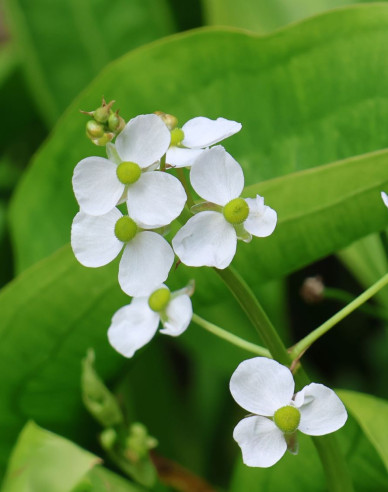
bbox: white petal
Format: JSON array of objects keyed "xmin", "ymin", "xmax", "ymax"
[
  {"xmin": 297, "ymin": 383, "xmax": 348, "ymax": 436},
  {"xmin": 166, "ymin": 147, "xmax": 204, "ymax": 168},
  {"xmin": 244, "ymin": 195, "xmax": 277, "ymax": 237},
  {"xmin": 115, "ymin": 114, "xmax": 170, "ymax": 168},
  {"xmin": 190, "ymin": 146, "xmax": 244, "ymax": 206},
  {"xmin": 230, "ymin": 357, "xmax": 294, "ymax": 416},
  {"xmin": 160, "ymin": 295, "xmax": 192, "ymax": 336},
  {"xmin": 107, "ymin": 301, "xmax": 159, "ymax": 358},
  {"xmin": 381, "ymin": 191, "xmax": 388, "ymax": 208},
  {"xmin": 127, "ymin": 172, "xmax": 186, "ymax": 228},
  {"xmin": 119, "ymin": 231, "xmax": 174, "ymax": 297},
  {"xmin": 71, "ymin": 209, "xmax": 123, "ymax": 267},
  {"xmin": 72, "ymin": 157, "xmax": 124, "ymax": 215},
  {"xmin": 172, "ymin": 211, "xmax": 236, "ymax": 269},
  {"xmin": 182, "ymin": 117, "xmax": 242, "ymax": 148},
  {"xmin": 233, "ymin": 416, "xmax": 287, "ymax": 468}
]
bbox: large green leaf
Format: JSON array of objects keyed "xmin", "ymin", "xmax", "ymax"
[
  {"xmin": 202, "ymin": 0, "xmax": 381, "ymax": 33},
  {"xmin": 4, "ymin": 0, "xmax": 176, "ymax": 125},
  {"xmin": 1, "ymin": 421, "xmax": 99, "ymax": 492},
  {"xmin": 337, "ymin": 390, "xmax": 388, "ymax": 473},
  {"xmin": 9, "ymin": 5, "xmax": 388, "ymax": 273}
]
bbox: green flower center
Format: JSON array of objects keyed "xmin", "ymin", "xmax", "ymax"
[
  {"xmin": 148, "ymin": 288, "xmax": 171, "ymax": 312},
  {"xmin": 114, "ymin": 216, "xmax": 138, "ymax": 243},
  {"xmin": 170, "ymin": 128, "xmax": 184, "ymax": 147},
  {"xmin": 273, "ymin": 405, "xmax": 301, "ymax": 434},
  {"xmin": 116, "ymin": 161, "xmax": 141, "ymax": 184},
  {"xmin": 223, "ymin": 198, "xmax": 249, "ymax": 224}
]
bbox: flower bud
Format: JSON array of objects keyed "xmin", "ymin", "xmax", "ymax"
[
  {"xmin": 90, "ymin": 132, "xmax": 115, "ymax": 146},
  {"xmin": 81, "ymin": 349, "xmax": 124, "ymax": 427},
  {"xmin": 108, "ymin": 112, "xmax": 125, "ymax": 133},
  {"xmin": 154, "ymin": 110, "xmax": 178, "ymax": 130},
  {"xmin": 86, "ymin": 120, "xmax": 105, "ymax": 139},
  {"xmin": 93, "ymin": 99, "xmax": 115, "ymax": 123}
]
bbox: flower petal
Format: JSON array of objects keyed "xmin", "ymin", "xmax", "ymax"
[
  {"xmin": 172, "ymin": 211, "xmax": 236, "ymax": 269},
  {"xmin": 72, "ymin": 157, "xmax": 124, "ymax": 215},
  {"xmin": 71, "ymin": 209, "xmax": 123, "ymax": 267},
  {"xmin": 233, "ymin": 416, "xmax": 287, "ymax": 468},
  {"xmin": 381, "ymin": 191, "xmax": 388, "ymax": 208},
  {"xmin": 297, "ymin": 383, "xmax": 348, "ymax": 436},
  {"xmin": 166, "ymin": 147, "xmax": 204, "ymax": 168},
  {"xmin": 190, "ymin": 146, "xmax": 244, "ymax": 205},
  {"xmin": 119, "ymin": 231, "xmax": 174, "ymax": 297},
  {"xmin": 107, "ymin": 301, "xmax": 159, "ymax": 358},
  {"xmin": 182, "ymin": 117, "xmax": 242, "ymax": 148},
  {"xmin": 230, "ymin": 357, "xmax": 295, "ymax": 416},
  {"xmin": 160, "ymin": 295, "xmax": 192, "ymax": 336},
  {"xmin": 115, "ymin": 114, "xmax": 170, "ymax": 168},
  {"xmin": 244, "ymin": 196, "xmax": 277, "ymax": 237},
  {"xmin": 127, "ymin": 172, "xmax": 186, "ymax": 228}
]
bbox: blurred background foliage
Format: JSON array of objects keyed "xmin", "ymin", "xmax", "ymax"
[{"xmin": 1, "ymin": 0, "xmax": 388, "ymax": 491}]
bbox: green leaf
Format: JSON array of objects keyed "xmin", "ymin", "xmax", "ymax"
[
  {"xmin": 337, "ymin": 390, "xmax": 388, "ymax": 473},
  {"xmin": 203, "ymin": 0, "xmax": 382, "ymax": 34},
  {"xmin": 78, "ymin": 466, "xmax": 145, "ymax": 492},
  {"xmin": 0, "ymin": 246, "xmax": 127, "ymax": 477},
  {"xmin": 0, "ymin": 421, "xmax": 100, "ymax": 492},
  {"xmin": 10, "ymin": 5, "xmax": 388, "ymax": 274},
  {"xmin": 4, "ymin": 0, "xmax": 176, "ymax": 125}
]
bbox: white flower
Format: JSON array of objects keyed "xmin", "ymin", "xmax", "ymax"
[
  {"xmin": 72, "ymin": 114, "xmax": 186, "ymax": 227},
  {"xmin": 108, "ymin": 285, "xmax": 193, "ymax": 358},
  {"xmin": 166, "ymin": 116, "xmax": 242, "ymax": 168},
  {"xmin": 71, "ymin": 208, "xmax": 174, "ymax": 297},
  {"xmin": 172, "ymin": 146, "xmax": 277, "ymax": 269},
  {"xmin": 381, "ymin": 191, "xmax": 388, "ymax": 208},
  {"xmin": 230, "ymin": 357, "xmax": 347, "ymax": 468}
]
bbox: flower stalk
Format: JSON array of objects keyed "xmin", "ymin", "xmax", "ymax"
[
  {"xmin": 192, "ymin": 313, "xmax": 271, "ymax": 357},
  {"xmin": 290, "ymin": 271, "xmax": 388, "ymax": 360}
]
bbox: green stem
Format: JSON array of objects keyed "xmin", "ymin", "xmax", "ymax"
[
  {"xmin": 176, "ymin": 168, "xmax": 195, "ymax": 209},
  {"xmin": 291, "ymin": 271, "xmax": 388, "ymax": 359},
  {"xmin": 215, "ymin": 266, "xmax": 291, "ymax": 365},
  {"xmin": 215, "ymin": 265, "xmax": 354, "ymax": 492},
  {"xmin": 324, "ymin": 287, "xmax": 388, "ymax": 321},
  {"xmin": 192, "ymin": 313, "xmax": 271, "ymax": 358},
  {"xmin": 160, "ymin": 154, "xmax": 166, "ymax": 172}
]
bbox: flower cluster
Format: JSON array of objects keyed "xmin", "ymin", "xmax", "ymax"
[{"xmin": 71, "ymin": 110, "xmax": 277, "ymax": 356}]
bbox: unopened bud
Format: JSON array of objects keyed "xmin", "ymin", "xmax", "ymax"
[
  {"xmin": 300, "ymin": 276, "xmax": 325, "ymax": 304},
  {"xmin": 108, "ymin": 112, "xmax": 125, "ymax": 133},
  {"xmin": 91, "ymin": 132, "xmax": 115, "ymax": 146},
  {"xmin": 86, "ymin": 120, "xmax": 105, "ymax": 139},
  {"xmin": 93, "ymin": 99, "xmax": 115, "ymax": 123},
  {"xmin": 100, "ymin": 428, "xmax": 117, "ymax": 451},
  {"xmin": 126, "ymin": 423, "xmax": 158, "ymax": 460},
  {"xmin": 154, "ymin": 110, "xmax": 178, "ymax": 130}
]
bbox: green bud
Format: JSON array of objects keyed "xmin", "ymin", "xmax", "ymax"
[
  {"xmin": 81, "ymin": 349, "xmax": 124, "ymax": 427},
  {"xmin": 93, "ymin": 99, "xmax": 115, "ymax": 123},
  {"xmin": 148, "ymin": 288, "xmax": 171, "ymax": 312},
  {"xmin": 114, "ymin": 216, "xmax": 138, "ymax": 242},
  {"xmin": 274, "ymin": 405, "xmax": 300, "ymax": 434},
  {"xmin": 170, "ymin": 127, "xmax": 184, "ymax": 147},
  {"xmin": 91, "ymin": 132, "xmax": 114, "ymax": 146},
  {"xmin": 100, "ymin": 428, "xmax": 117, "ymax": 451},
  {"xmin": 116, "ymin": 161, "xmax": 141, "ymax": 184},
  {"xmin": 108, "ymin": 112, "xmax": 125, "ymax": 133},
  {"xmin": 126, "ymin": 423, "xmax": 158, "ymax": 460},
  {"xmin": 86, "ymin": 120, "xmax": 105, "ymax": 139},
  {"xmin": 223, "ymin": 197, "xmax": 249, "ymax": 224}
]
